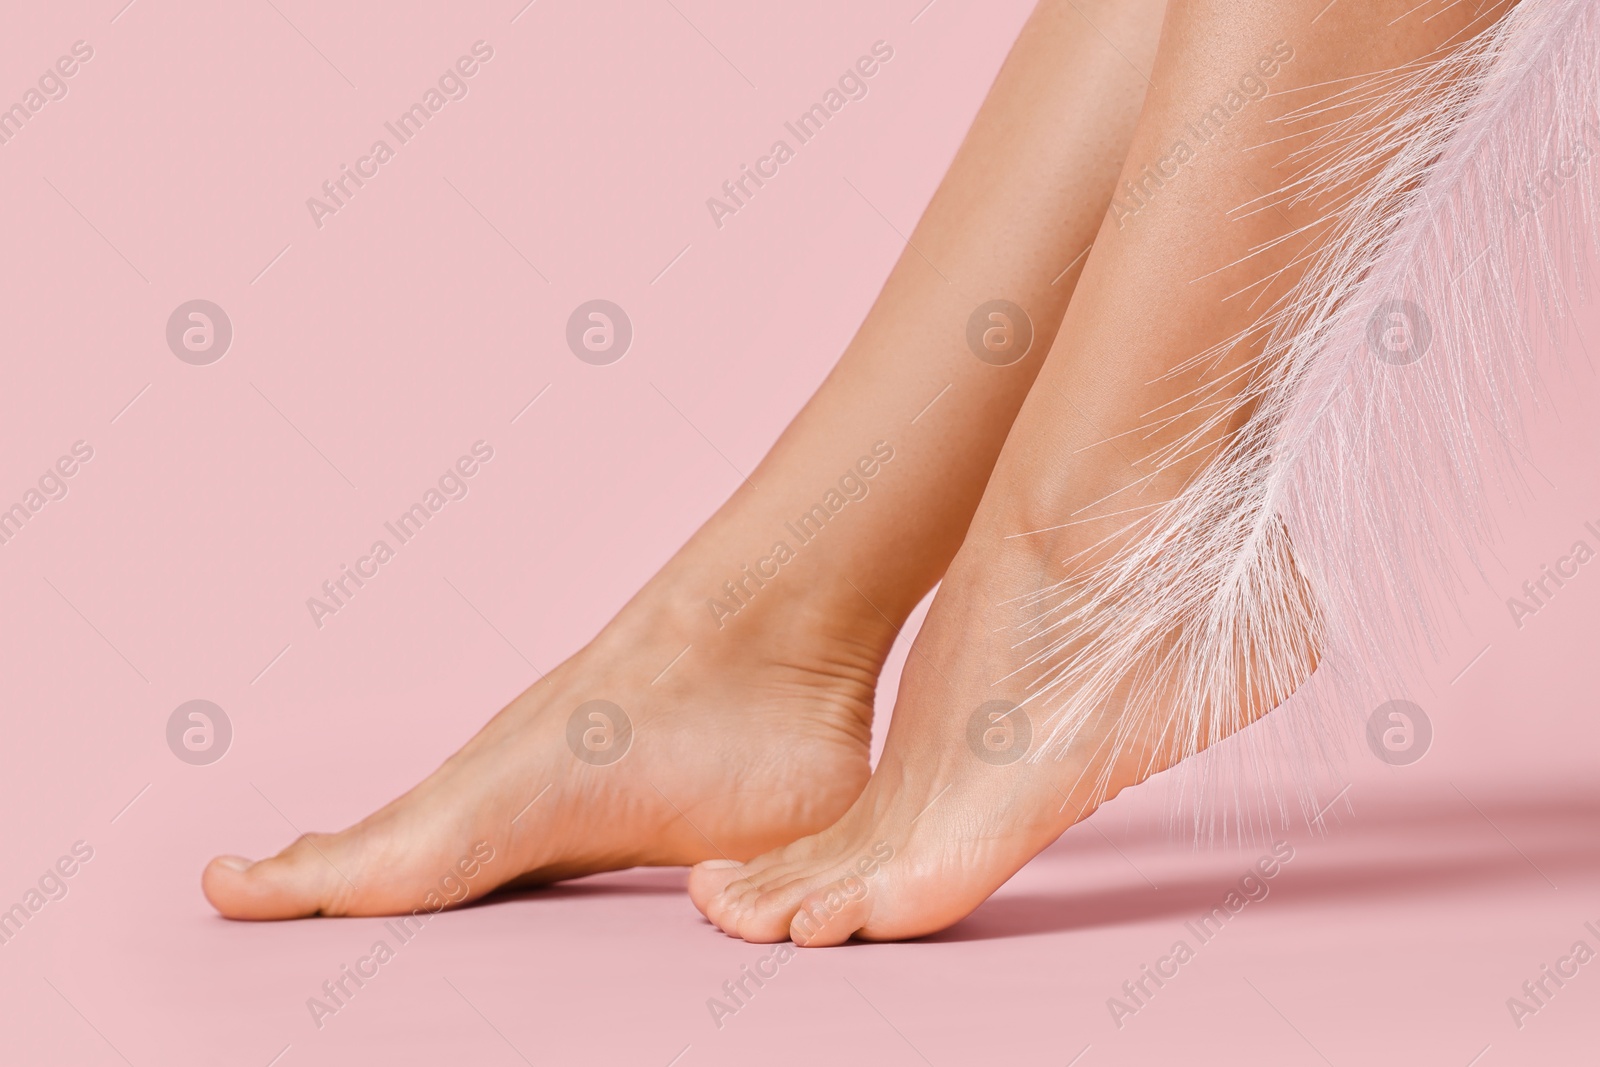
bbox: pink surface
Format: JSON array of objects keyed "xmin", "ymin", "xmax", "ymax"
[{"xmin": 2, "ymin": 1, "xmax": 1597, "ymax": 1064}]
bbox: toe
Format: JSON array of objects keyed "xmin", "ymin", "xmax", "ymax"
[
  {"xmin": 789, "ymin": 880, "xmax": 874, "ymax": 947},
  {"xmin": 687, "ymin": 859, "xmax": 745, "ymax": 913},
  {"xmin": 689, "ymin": 860, "xmax": 754, "ymax": 934},
  {"xmin": 202, "ymin": 834, "xmax": 353, "ymax": 920},
  {"xmin": 736, "ymin": 877, "xmax": 827, "ymax": 943}
]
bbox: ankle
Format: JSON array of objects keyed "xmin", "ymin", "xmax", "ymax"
[{"xmin": 594, "ymin": 537, "xmax": 898, "ymax": 684}]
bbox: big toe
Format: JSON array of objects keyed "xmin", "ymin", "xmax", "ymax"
[
  {"xmin": 688, "ymin": 859, "xmax": 745, "ymax": 909},
  {"xmin": 202, "ymin": 834, "xmax": 357, "ymax": 920},
  {"xmin": 689, "ymin": 860, "xmax": 763, "ymax": 934}
]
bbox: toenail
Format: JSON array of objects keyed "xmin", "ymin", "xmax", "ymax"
[
  {"xmin": 214, "ymin": 856, "xmax": 252, "ymax": 872},
  {"xmin": 697, "ymin": 860, "xmax": 741, "ymax": 869}
]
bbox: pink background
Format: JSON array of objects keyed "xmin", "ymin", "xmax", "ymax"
[{"xmin": 2, "ymin": 1, "xmax": 1597, "ymax": 1063}]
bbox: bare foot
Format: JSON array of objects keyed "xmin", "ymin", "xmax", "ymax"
[
  {"xmin": 687, "ymin": 0, "xmax": 1418, "ymax": 945},
  {"xmin": 687, "ymin": 490, "xmax": 1319, "ymax": 944},
  {"xmin": 203, "ymin": 554, "xmax": 892, "ymax": 919},
  {"xmin": 204, "ymin": 0, "xmax": 1173, "ymax": 923},
  {"xmin": 687, "ymin": 0, "xmax": 1501, "ymax": 947}
]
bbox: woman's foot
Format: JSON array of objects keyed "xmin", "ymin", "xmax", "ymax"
[
  {"xmin": 687, "ymin": 493, "xmax": 1317, "ymax": 945},
  {"xmin": 687, "ymin": 0, "xmax": 1413, "ymax": 945},
  {"xmin": 687, "ymin": 0, "xmax": 1507, "ymax": 944},
  {"xmin": 203, "ymin": 548, "xmax": 893, "ymax": 919},
  {"xmin": 201, "ymin": 0, "xmax": 1173, "ymax": 923}
]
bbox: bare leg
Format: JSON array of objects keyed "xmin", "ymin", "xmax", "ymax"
[
  {"xmin": 692, "ymin": 0, "xmax": 1515, "ymax": 945},
  {"xmin": 202, "ymin": 0, "xmax": 1166, "ymax": 919}
]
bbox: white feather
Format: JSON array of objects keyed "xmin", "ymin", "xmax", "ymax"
[{"xmin": 1012, "ymin": 0, "xmax": 1596, "ymax": 841}]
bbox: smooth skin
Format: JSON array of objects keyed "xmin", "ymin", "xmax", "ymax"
[
  {"xmin": 690, "ymin": 0, "xmax": 1518, "ymax": 945},
  {"xmin": 202, "ymin": 0, "xmax": 1168, "ymax": 920}
]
